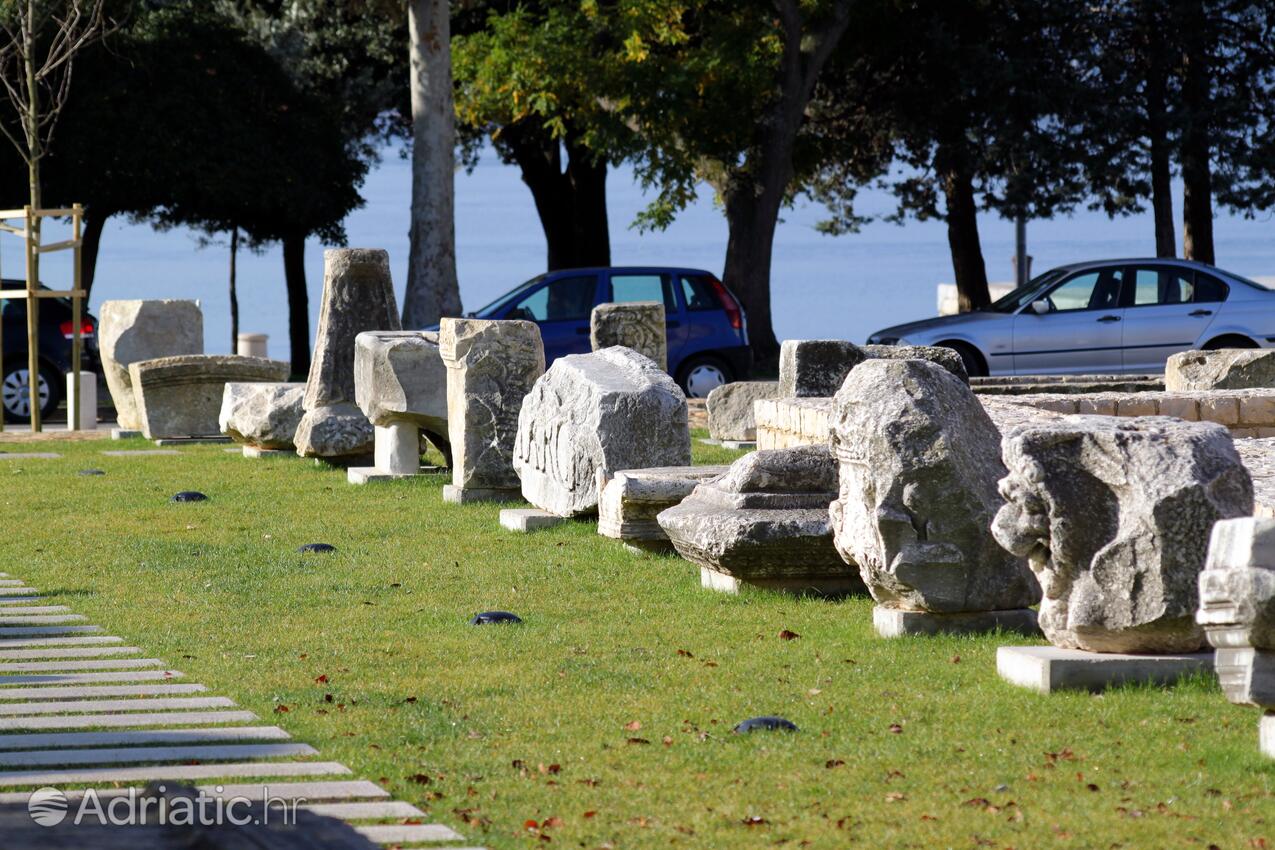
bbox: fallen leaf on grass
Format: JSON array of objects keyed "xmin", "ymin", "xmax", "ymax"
[
  {"xmin": 273, "ymin": 705, "xmax": 289, "ymax": 714},
  {"xmin": 742, "ymin": 816, "xmax": 768, "ymax": 826},
  {"xmin": 542, "ymin": 816, "xmax": 564, "ymax": 829},
  {"xmin": 627, "ymin": 737, "xmax": 651, "ymax": 745},
  {"xmin": 582, "ymin": 811, "xmax": 597, "ymax": 819},
  {"xmin": 408, "ymin": 774, "xmax": 431, "ymax": 785},
  {"xmin": 314, "ymin": 674, "xmax": 329, "ymax": 684},
  {"xmin": 779, "ymin": 629, "xmax": 800, "ymax": 640},
  {"xmin": 676, "ymin": 649, "xmax": 693, "ymax": 658},
  {"xmin": 624, "ymin": 720, "xmax": 642, "ymax": 731},
  {"xmin": 825, "ymin": 759, "xmax": 845, "ymax": 769},
  {"xmin": 885, "ymin": 792, "xmax": 907, "ymax": 802},
  {"xmin": 888, "ymin": 723, "xmax": 904, "ymax": 734}
]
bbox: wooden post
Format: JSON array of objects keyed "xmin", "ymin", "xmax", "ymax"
[
  {"xmin": 23, "ymin": 205, "xmax": 39, "ymax": 432},
  {"xmin": 71, "ymin": 204, "xmax": 83, "ymax": 430}
]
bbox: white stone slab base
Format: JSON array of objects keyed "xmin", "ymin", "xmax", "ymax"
[
  {"xmin": 110, "ymin": 428, "xmax": 142, "ymax": 440},
  {"xmin": 242, "ymin": 445, "xmax": 293, "ymax": 458},
  {"xmin": 721, "ymin": 440, "xmax": 757, "ymax": 451},
  {"xmin": 874, "ymin": 606, "xmax": 1040, "ymax": 638},
  {"xmin": 997, "ymin": 645, "xmax": 1214, "ymax": 694},
  {"xmin": 622, "ymin": 540, "xmax": 675, "ymax": 555},
  {"xmin": 442, "ymin": 484, "xmax": 522, "ymax": 504},
  {"xmin": 499, "ymin": 508, "xmax": 565, "ymax": 532},
  {"xmin": 698, "ymin": 438, "xmax": 722, "ymax": 446},
  {"xmin": 154, "ymin": 436, "xmax": 232, "ymax": 446},
  {"xmin": 1261, "ymin": 712, "xmax": 1274, "ymax": 759},
  {"xmin": 699, "ymin": 567, "xmax": 863, "ymax": 596},
  {"xmin": 347, "ymin": 465, "xmax": 445, "ymax": 484}
]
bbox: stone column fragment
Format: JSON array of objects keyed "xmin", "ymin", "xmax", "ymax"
[{"xmin": 590, "ymin": 301, "xmax": 667, "ymax": 370}]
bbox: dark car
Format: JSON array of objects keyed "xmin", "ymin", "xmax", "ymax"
[
  {"xmin": 1, "ymin": 280, "xmax": 99, "ymax": 422},
  {"xmin": 463, "ymin": 267, "xmax": 751, "ymax": 396}
]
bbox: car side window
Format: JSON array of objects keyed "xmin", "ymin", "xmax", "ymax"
[
  {"xmin": 1045, "ymin": 268, "xmax": 1124, "ymax": 312},
  {"xmin": 1131, "ymin": 267, "xmax": 1196, "ymax": 306},
  {"xmin": 680, "ymin": 275, "xmax": 718, "ymax": 311},
  {"xmin": 1194, "ymin": 273, "xmax": 1228, "ymax": 303},
  {"xmin": 509, "ymin": 275, "xmax": 596, "ymax": 322},
  {"xmin": 610, "ymin": 274, "xmax": 676, "ymax": 314}
]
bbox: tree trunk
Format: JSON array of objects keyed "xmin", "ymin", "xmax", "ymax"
[
  {"xmin": 1145, "ymin": 41, "xmax": 1176, "ymax": 258},
  {"xmin": 941, "ymin": 161, "xmax": 991, "ymax": 312},
  {"xmin": 404, "ymin": 0, "xmax": 461, "ymax": 327},
  {"xmin": 80, "ymin": 208, "xmax": 108, "ymax": 301},
  {"xmin": 722, "ymin": 186, "xmax": 782, "ymax": 367},
  {"xmin": 282, "ymin": 233, "xmax": 310, "ymax": 380},
  {"xmin": 228, "ymin": 227, "xmax": 239, "ymax": 353},
  {"xmin": 501, "ymin": 124, "xmax": 610, "ymax": 270},
  {"xmin": 1180, "ymin": 0, "xmax": 1215, "ymax": 264}
]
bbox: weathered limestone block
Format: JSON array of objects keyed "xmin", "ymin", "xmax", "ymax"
[
  {"xmin": 707, "ymin": 381, "xmax": 780, "ymax": 441},
  {"xmin": 994, "ymin": 415, "xmax": 1254, "ymax": 653},
  {"xmin": 590, "ymin": 301, "xmax": 667, "ymax": 370},
  {"xmin": 830, "ymin": 359, "xmax": 1039, "ymax": 617},
  {"xmin": 778, "ymin": 340, "xmax": 864, "ymax": 397},
  {"xmin": 1168, "ymin": 349, "xmax": 1275, "ymax": 392},
  {"xmin": 99, "ymin": 300, "xmax": 203, "ymax": 430},
  {"xmin": 439, "ymin": 317, "xmax": 545, "ymax": 501},
  {"xmin": 514, "ymin": 347, "xmax": 691, "ymax": 516},
  {"xmin": 862, "ymin": 343, "xmax": 969, "ymax": 383},
  {"xmin": 657, "ymin": 445, "xmax": 864, "ymax": 595},
  {"xmin": 295, "ymin": 249, "xmax": 401, "ymax": 459},
  {"xmin": 597, "ymin": 465, "xmax": 730, "ymax": 551},
  {"xmin": 1198, "ymin": 517, "xmax": 1275, "ymax": 708},
  {"xmin": 130, "ymin": 355, "xmax": 290, "ymax": 439},
  {"xmin": 218, "ymin": 382, "xmax": 305, "ymax": 449},
  {"xmin": 353, "ymin": 330, "xmax": 449, "ymax": 476}
]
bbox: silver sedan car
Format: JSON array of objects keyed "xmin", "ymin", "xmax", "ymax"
[{"xmin": 867, "ymin": 259, "xmax": 1275, "ymax": 376}]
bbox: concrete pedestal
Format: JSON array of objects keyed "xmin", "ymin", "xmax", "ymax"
[
  {"xmin": 243, "ymin": 446, "xmax": 294, "ymax": 458},
  {"xmin": 700, "ymin": 566, "xmax": 863, "ymax": 597},
  {"xmin": 236, "ymin": 333, "xmax": 268, "ymax": 358},
  {"xmin": 499, "ymin": 508, "xmax": 565, "ymax": 532},
  {"xmin": 997, "ymin": 645, "xmax": 1214, "ymax": 694},
  {"xmin": 66, "ymin": 371, "xmax": 97, "ymax": 430},
  {"xmin": 1261, "ymin": 712, "xmax": 1274, "ymax": 759},
  {"xmin": 442, "ymin": 484, "xmax": 522, "ymax": 505},
  {"xmin": 721, "ymin": 440, "xmax": 757, "ymax": 451},
  {"xmin": 874, "ymin": 606, "xmax": 1040, "ymax": 638},
  {"xmin": 347, "ymin": 422, "xmax": 439, "ymax": 484}
]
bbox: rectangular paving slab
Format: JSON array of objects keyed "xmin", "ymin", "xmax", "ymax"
[
  {"xmin": 0, "ymin": 626, "xmax": 104, "ymax": 638},
  {"xmin": 0, "ymin": 669, "xmax": 182, "ymax": 686},
  {"xmin": 0, "ymin": 725, "xmax": 291, "ymax": 750},
  {"xmin": 0, "ymin": 606, "xmax": 68, "ymax": 615},
  {"xmin": 0, "ymin": 615, "xmax": 87, "ymax": 625},
  {"xmin": 302, "ymin": 800, "xmax": 426, "ymax": 819},
  {"xmin": 0, "ymin": 452, "xmax": 60, "ymax": 459},
  {"xmin": 0, "ymin": 647, "xmax": 141, "ymax": 660},
  {"xmin": 0, "ymin": 589, "xmax": 43, "ymax": 598},
  {"xmin": 0, "ymin": 709, "xmax": 257, "ymax": 730},
  {"xmin": 0, "ymin": 741, "xmax": 317, "ymax": 767},
  {"xmin": 0, "ymin": 658, "xmax": 162, "ymax": 673},
  {"xmin": 997, "ymin": 645, "xmax": 1215, "ymax": 694},
  {"xmin": 0, "ymin": 696, "xmax": 233, "ymax": 715},
  {"xmin": 0, "ymin": 598, "xmax": 45, "ymax": 605},
  {"xmin": 873, "ymin": 606, "xmax": 1041, "ymax": 638},
  {"xmin": 0, "ymin": 759, "xmax": 351, "ymax": 787},
  {"xmin": 0, "ymin": 635, "xmax": 120, "ymax": 648},
  {"xmin": 99, "ymin": 449, "xmax": 181, "ymax": 456},
  {"xmin": 0, "ymin": 683, "xmax": 205, "ymax": 700},
  {"xmin": 499, "ymin": 508, "xmax": 566, "ymax": 532},
  {"xmin": 355, "ymin": 823, "xmax": 466, "ymax": 843},
  {"xmin": 0, "ymin": 778, "xmax": 389, "ymax": 805}
]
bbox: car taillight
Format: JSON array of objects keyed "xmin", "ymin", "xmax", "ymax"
[
  {"xmin": 60, "ymin": 320, "xmax": 94, "ymax": 339},
  {"xmin": 708, "ymin": 277, "xmax": 743, "ymax": 331}
]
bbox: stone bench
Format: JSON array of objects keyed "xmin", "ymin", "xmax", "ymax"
[{"xmin": 130, "ymin": 355, "xmax": 290, "ymax": 440}]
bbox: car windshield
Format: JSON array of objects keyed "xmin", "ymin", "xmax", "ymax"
[
  {"xmin": 985, "ymin": 270, "xmax": 1067, "ymax": 313},
  {"xmin": 470, "ymin": 274, "xmax": 545, "ymax": 317}
]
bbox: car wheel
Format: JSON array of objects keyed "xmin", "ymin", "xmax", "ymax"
[
  {"xmin": 676, "ymin": 355, "xmax": 732, "ymax": 398},
  {"xmin": 2, "ymin": 362, "xmax": 61, "ymax": 424},
  {"xmin": 937, "ymin": 342, "xmax": 987, "ymax": 378},
  {"xmin": 1203, "ymin": 335, "xmax": 1258, "ymax": 350}
]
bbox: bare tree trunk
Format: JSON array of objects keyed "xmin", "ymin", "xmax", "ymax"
[
  {"xmin": 228, "ymin": 227, "xmax": 239, "ymax": 353},
  {"xmin": 80, "ymin": 208, "xmax": 108, "ymax": 299},
  {"xmin": 722, "ymin": 185, "xmax": 782, "ymax": 366},
  {"xmin": 940, "ymin": 159, "xmax": 991, "ymax": 312},
  {"xmin": 282, "ymin": 232, "xmax": 310, "ymax": 380},
  {"xmin": 404, "ymin": 0, "xmax": 461, "ymax": 327},
  {"xmin": 1180, "ymin": 0, "xmax": 1215, "ymax": 264}
]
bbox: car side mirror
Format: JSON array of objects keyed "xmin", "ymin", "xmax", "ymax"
[{"xmin": 1030, "ymin": 299, "xmax": 1050, "ymax": 315}]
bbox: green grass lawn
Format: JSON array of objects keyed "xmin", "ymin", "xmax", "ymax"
[{"xmin": 1, "ymin": 433, "xmax": 1271, "ymax": 848}]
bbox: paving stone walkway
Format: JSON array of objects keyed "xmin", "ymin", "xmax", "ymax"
[{"xmin": 0, "ymin": 572, "xmax": 480, "ymax": 848}]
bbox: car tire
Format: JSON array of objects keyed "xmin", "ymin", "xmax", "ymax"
[
  {"xmin": 1, "ymin": 361, "xmax": 61, "ymax": 424},
  {"xmin": 676, "ymin": 354, "xmax": 732, "ymax": 398},
  {"xmin": 937, "ymin": 342, "xmax": 987, "ymax": 378},
  {"xmin": 1203, "ymin": 335, "xmax": 1259, "ymax": 350}
]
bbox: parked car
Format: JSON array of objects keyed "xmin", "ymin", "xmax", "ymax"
[
  {"xmin": 867, "ymin": 259, "xmax": 1275, "ymax": 376},
  {"xmin": 457, "ymin": 267, "xmax": 751, "ymax": 396},
  {"xmin": 1, "ymin": 280, "xmax": 99, "ymax": 423}
]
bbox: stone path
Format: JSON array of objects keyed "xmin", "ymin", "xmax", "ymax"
[{"xmin": 0, "ymin": 573, "xmax": 479, "ymax": 848}]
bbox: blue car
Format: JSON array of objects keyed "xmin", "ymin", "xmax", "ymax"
[{"xmin": 463, "ymin": 267, "xmax": 751, "ymax": 396}]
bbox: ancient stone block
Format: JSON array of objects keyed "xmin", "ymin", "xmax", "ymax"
[
  {"xmin": 657, "ymin": 445, "xmax": 863, "ymax": 595},
  {"xmin": 830, "ymin": 359, "xmax": 1039, "ymax": 618},
  {"xmin": 597, "ymin": 465, "xmax": 729, "ymax": 550},
  {"xmin": 218, "ymin": 382, "xmax": 305, "ymax": 449},
  {"xmin": 862, "ymin": 344, "xmax": 969, "ymax": 383},
  {"xmin": 995, "ymin": 416, "xmax": 1254, "ymax": 653},
  {"xmin": 1198, "ymin": 517, "xmax": 1275, "ymax": 708},
  {"xmin": 294, "ymin": 249, "xmax": 401, "ymax": 459},
  {"xmin": 706, "ymin": 381, "xmax": 780, "ymax": 441},
  {"xmin": 439, "ymin": 317, "xmax": 545, "ymax": 501},
  {"xmin": 99, "ymin": 300, "xmax": 203, "ymax": 430},
  {"xmin": 1167, "ymin": 349, "xmax": 1275, "ymax": 392},
  {"xmin": 590, "ymin": 302, "xmax": 667, "ymax": 370},
  {"xmin": 130, "ymin": 356, "xmax": 289, "ymax": 440},
  {"xmin": 352, "ymin": 331, "xmax": 449, "ymax": 477},
  {"xmin": 778, "ymin": 340, "xmax": 864, "ymax": 397},
  {"xmin": 514, "ymin": 347, "xmax": 690, "ymax": 517}
]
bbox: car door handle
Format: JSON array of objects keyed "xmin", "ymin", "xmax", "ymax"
[
  {"xmin": 1189, "ymin": 309, "xmax": 1213, "ymax": 317},
  {"xmin": 1097, "ymin": 315, "xmax": 1121, "ymax": 323}
]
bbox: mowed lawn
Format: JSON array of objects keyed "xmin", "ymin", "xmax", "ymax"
[{"xmin": 0, "ymin": 434, "xmax": 1271, "ymax": 849}]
